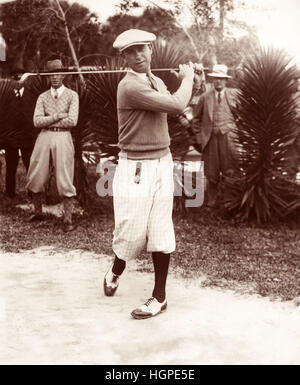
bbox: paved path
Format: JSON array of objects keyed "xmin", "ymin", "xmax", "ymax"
[{"xmin": 0, "ymin": 246, "xmax": 299, "ymax": 365}]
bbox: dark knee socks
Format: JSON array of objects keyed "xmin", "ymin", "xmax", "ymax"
[
  {"xmin": 152, "ymin": 252, "xmax": 170, "ymax": 303},
  {"xmin": 112, "ymin": 254, "xmax": 126, "ymax": 276},
  {"xmin": 111, "ymin": 252, "xmax": 170, "ymax": 303}
]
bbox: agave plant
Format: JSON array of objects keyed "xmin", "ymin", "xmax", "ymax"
[{"xmin": 222, "ymin": 48, "xmax": 300, "ymax": 223}]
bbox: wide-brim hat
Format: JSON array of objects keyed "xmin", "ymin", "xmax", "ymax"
[
  {"xmin": 207, "ymin": 64, "xmax": 231, "ymax": 79},
  {"xmin": 113, "ymin": 29, "xmax": 156, "ymax": 52},
  {"xmin": 45, "ymin": 59, "xmax": 64, "ymax": 72}
]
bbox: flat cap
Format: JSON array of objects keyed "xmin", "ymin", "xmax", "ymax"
[{"xmin": 113, "ymin": 29, "xmax": 156, "ymax": 52}]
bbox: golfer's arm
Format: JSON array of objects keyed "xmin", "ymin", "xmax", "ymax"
[{"xmin": 125, "ymin": 78, "xmax": 193, "ymax": 115}]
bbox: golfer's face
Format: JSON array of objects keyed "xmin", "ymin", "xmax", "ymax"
[
  {"xmin": 213, "ymin": 78, "xmax": 226, "ymax": 92},
  {"xmin": 123, "ymin": 44, "xmax": 152, "ymax": 73},
  {"xmin": 50, "ymin": 74, "xmax": 64, "ymax": 89}
]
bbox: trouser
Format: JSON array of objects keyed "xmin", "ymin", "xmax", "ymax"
[
  {"xmin": 112, "ymin": 152, "xmax": 175, "ymax": 261},
  {"xmin": 27, "ymin": 130, "xmax": 76, "ymax": 223},
  {"xmin": 4, "ymin": 145, "xmax": 33, "ymax": 197},
  {"xmin": 203, "ymin": 131, "xmax": 235, "ymax": 206},
  {"xmin": 26, "ymin": 130, "xmax": 76, "ymax": 197}
]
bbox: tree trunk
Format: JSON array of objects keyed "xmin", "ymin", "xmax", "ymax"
[
  {"xmin": 54, "ymin": 0, "xmax": 85, "ymax": 86},
  {"xmin": 219, "ymin": 0, "xmax": 225, "ymax": 42}
]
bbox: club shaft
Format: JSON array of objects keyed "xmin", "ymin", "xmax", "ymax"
[{"xmin": 30, "ymin": 68, "xmax": 180, "ymax": 76}]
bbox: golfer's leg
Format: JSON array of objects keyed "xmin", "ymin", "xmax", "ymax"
[
  {"xmin": 105, "ymin": 158, "xmax": 153, "ymax": 297},
  {"xmin": 147, "ymin": 153, "xmax": 175, "ymax": 255},
  {"xmin": 112, "ymin": 158, "xmax": 152, "ymax": 262},
  {"xmin": 152, "ymin": 252, "xmax": 170, "ymax": 303},
  {"xmin": 130, "ymin": 156, "xmax": 172, "ymax": 319}
]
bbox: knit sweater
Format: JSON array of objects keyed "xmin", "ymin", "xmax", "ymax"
[
  {"xmin": 34, "ymin": 87, "xmax": 79, "ymax": 129},
  {"xmin": 117, "ymin": 71, "xmax": 193, "ymax": 159}
]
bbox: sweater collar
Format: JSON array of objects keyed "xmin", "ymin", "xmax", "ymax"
[{"xmin": 128, "ymin": 69, "xmax": 153, "ymax": 86}]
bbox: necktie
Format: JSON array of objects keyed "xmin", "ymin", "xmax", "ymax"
[
  {"xmin": 53, "ymin": 89, "xmax": 58, "ymax": 99},
  {"xmin": 218, "ymin": 92, "xmax": 221, "ymax": 104}
]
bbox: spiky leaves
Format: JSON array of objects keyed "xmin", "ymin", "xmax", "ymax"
[
  {"xmin": 87, "ymin": 55, "xmax": 126, "ymax": 158},
  {"xmin": 224, "ymin": 48, "xmax": 300, "ymax": 223},
  {"xmin": 151, "ymin": 38, "xmax": 188, "ymax": 93}
]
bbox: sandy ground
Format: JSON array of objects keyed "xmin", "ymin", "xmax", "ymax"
[{"xmin": 0, "ymin": 245, "xmax": 299, "ymax": 365}]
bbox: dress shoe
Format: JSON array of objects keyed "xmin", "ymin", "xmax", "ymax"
[
  {"xmin": 131, "ymin": 297, "xmax": 167, "ymax": 320},
  {"xmin": 103, "ymin": 267, "xmax": 119, "ymax": 296}
]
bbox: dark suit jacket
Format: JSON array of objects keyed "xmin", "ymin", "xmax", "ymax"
[
  {"xmin": 192, "ymin": 87, "xmax": 238, "ymax": 151},
  {"xmin": 1, "ymin": 86, "xmax": 37, "ymax": 149}
]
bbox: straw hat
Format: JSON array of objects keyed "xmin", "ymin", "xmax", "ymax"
[{"xmin": 207, "ymin": 64, "xmax": 231, "ymax": 79}]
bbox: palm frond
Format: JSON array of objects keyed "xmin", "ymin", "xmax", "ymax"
[
  {"xmin": 151, "ymin": 39, "xmax": 194, "ymax": 158},
  {"xmin": 87, "ymin": 55, "xmax": 126, "ymax": 157},
  {"xmin": 151, "ymin": 38, "xmax": 189, "ymax": 93}
]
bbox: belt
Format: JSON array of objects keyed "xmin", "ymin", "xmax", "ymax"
[{"xmin": 46, "ymin": 127, "xmax": 70, "ymax": 132}]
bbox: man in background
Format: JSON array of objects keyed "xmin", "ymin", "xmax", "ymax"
[
  {"xmin": 192, "ymin": 64, "xmax": 238, "ymax": 208},
  {"xmin": 3, "ymin": 68, "xmax": 37, "ymax": 197},
  {"xmin": 26, "ymin": 59, "xmax": 79, "ymax": 232}
]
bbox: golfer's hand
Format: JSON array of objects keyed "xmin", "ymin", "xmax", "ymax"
[
  {"xmin": 193, "ymin": 63, "xmax": 204, "ymax": 88},
  {"xmin": 178, "ymin": 114, "xmax": 190, "ymax": 128},
  {"xmin": 177, "ymin": 62, "xmax": 194, "ymax": 81}
]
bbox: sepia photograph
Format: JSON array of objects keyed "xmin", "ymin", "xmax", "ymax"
[{"xmin": 0, "ymin": 0, "xmax": 299, "ymax": 368}]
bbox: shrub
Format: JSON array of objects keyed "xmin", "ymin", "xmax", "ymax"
[{"xmin": 222, "ymin": 48, "xmax": 300, "ymax": 224}]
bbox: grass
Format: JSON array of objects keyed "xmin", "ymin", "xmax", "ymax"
[{"xmin": 0, "ymin": 156, "xmax": 300, "ymax": 302}]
